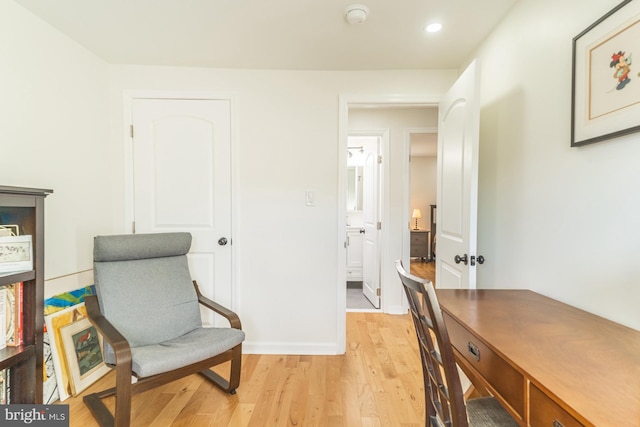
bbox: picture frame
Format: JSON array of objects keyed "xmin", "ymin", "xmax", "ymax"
[
  {"xmin": 572, "ymin": 0, "xmax": 640, "ymax": 147},
  {"xmin": 43, "ymin": 329, "xmax": 60, "ymax": 404},
  {"xmin": 43, "ymin": 285, "xmax": 97, "ymax": 402},
  {"xmin": 44, "ymin": 285, "xmax": 96, "ymax": 316},
  {"xmin": 44, "ymin": 303, "xmax": 88, "ymax": 401},
  {"xmin": 60, "ymin": 317, "xmax": 110, "ymax": 396},
  {"xmin": 0, "ymin": 235, "xmax": 32, "ymax": 273}
]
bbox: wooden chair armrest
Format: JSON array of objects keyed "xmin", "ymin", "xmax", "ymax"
[
  {"xmin": 193, "ymin": 281, "xmax": 242, "ymax": 330},
  {"xmin": 84, "ymin": 295, "xmax": 132, "ymax": 363}
]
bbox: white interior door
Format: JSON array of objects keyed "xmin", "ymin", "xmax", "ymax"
[
  {"xmin": 131, "ymin": 98, "xmax": 232, "ymax": 324},
  {"xmin": 360, "ymin": 136, "xmax": 381, "ymax": 308},
  {"xmin": 436, "ymin": 60, "xmax": 481, "ymax": 289}
]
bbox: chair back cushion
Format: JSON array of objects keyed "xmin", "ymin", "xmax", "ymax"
[{"xmin": 94, "ymin": 233, "xmax": 202, "ymax": 348}]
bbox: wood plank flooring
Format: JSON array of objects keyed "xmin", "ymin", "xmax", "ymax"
[
  {"xmin": 409, "ymin": 259, "xmax": 435, "ymax": 286},
  {"xmin": 61, "ymin": 312, "xmax": 425, "ymax": 426},
  {"xmin": 60, "ymin": 264, "xmax": 435, "ymax": 426}
]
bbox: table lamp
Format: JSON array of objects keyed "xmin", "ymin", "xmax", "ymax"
[{"xmin": 412, "ymin": 209, "xmax": 422, "ymax": 230}]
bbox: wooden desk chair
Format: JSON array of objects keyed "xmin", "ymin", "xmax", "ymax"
[
  {"xmin": 395, "ymin": 261, "xmax": 518, "ymax": 427},
  {"xmin": 84, "ymin": 232, "xmax": 245, "ymax": 427}
]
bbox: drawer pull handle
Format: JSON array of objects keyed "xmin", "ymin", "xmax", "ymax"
[
  {"xmin": 467, "ymin": 342, "xmax": 480, "ymax": 361},
  {"xmin": 552, "ymin": 421, "xmax": 565, "ymax": 427}
]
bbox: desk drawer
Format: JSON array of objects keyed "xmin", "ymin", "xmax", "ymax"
[
  {"xmin": 529, "ymin": 384, "xmax": 583, "ymax": 427},
  {"xmin": 443, "ymin": 313, "xmax": 525, "ymax": 418}
]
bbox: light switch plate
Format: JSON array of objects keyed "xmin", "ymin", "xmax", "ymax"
[{"xmin": 305, "ymin": 190, "xmax": 315, "ymax": 206}]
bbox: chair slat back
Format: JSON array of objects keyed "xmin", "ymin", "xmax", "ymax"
[{"xmin": 396, "ymin": 260, "xmax": 469, "ymax": 427}]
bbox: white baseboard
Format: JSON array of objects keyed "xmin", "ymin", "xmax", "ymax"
[
  {"xmin": 384, "ymin": 304, "xmax": 406, "ymax": 315},
  {"xmin": 243, "ymin": 341, "xmax": 339, "ymax": 355}
]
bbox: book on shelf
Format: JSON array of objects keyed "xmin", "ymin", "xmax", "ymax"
[
  {"xmin": 4, "ymin": 283, "xmax": 23, "ymax": 347},
  {"xmin": 0, "ymin": 368, "xmax": 7, "ymax": 404},
  {"xmin": 0, "ymin": 288, "xmax": 5, "ymax": 350}
]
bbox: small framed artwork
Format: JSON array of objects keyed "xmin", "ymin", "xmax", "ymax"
[
  {"xmin": 60, "ymin": 317, "xmax": 110, "ymax": 396},
  {"xmin": 572, "ymin": 0, "xmax": 640, "ymax": 147},
  {"xmin": 0, "ymin": 235, "xmax": 32, "ymax": 273},
  {"xmin": 44, "ymin": 303, "xmax": 87, "ymax": 401}
]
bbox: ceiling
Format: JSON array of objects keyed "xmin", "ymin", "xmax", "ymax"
[{"xmin": 14, "ymin": 0, "xmax": 518, "ymax": 70}]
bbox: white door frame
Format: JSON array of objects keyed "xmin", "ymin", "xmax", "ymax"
[
  {"xmin": 337, "ymin": 94, "xmax": 440, "ymax": 354},
  {"xmin": 122, "ymin": 90, "xmax": 239, "ymax": 309}
]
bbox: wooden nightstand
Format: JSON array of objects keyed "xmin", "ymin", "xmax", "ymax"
[{"xmin": 410, "ymin": 230, "xmax": 430, "ymax": 261}]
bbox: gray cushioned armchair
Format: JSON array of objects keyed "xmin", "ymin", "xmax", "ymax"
[{"xmin": 83, "ymin": 232, "xmax": 244, "ymax": 427}]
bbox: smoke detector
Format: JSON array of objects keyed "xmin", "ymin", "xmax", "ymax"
[{"xmin": 345, "ymin": 4, "xmax": 369, "ymax": 25}]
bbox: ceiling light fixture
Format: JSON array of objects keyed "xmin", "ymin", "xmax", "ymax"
[
  {"xmin": 345, "ymin": 4, "xmax": 369, "ymax": 25},
  {"xmin": 425, "ymin": 23, "xmax": 442, "ymax": 33}
]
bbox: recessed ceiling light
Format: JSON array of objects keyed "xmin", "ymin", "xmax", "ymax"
[{"xmin": 425, "ymin": 23, "xmax": 442, "ymax": 33}]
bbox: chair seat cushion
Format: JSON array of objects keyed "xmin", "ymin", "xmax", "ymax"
[
  {"xmin": 106, "ymin": 326, "xmax": 245, "ymax": 378},
  {"xmin": 467, "ymin": 397, "xmax": 519, "ymax": 426}
]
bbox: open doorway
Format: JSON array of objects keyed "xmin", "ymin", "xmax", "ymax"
[
  {"xmin": 337, "ymin": 95, "xmax": 440, "ymax": 354},
  {"xmin": 408, "ymin": 128, "xmax": 438, "ymax": 285}
]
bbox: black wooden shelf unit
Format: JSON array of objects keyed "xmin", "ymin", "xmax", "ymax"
[{"xmin": 0, "ymin": 185, "xmax": 52, "ymax": 404}]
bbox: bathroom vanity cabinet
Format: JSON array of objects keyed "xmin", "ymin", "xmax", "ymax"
[{"xmin": 346, "ymin": 228, "xmax": 364, "ymax": 281}]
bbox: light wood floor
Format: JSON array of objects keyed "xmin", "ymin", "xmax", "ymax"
[
  {"xmin": 61, "ymin": 264, "xmax": 435, "ymax": 426},
  {"xmin": 61, "ymin": 311, "xmax": 425, "ymax": 426},
  {"xmin": 410, "ymin": 259, "xmax": 435, "ymax": 286}
]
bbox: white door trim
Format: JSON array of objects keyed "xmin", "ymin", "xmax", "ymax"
[
  {"xmin": 337, "ymin": 94, "xmax": 440, "ymax": 354},
  {"xmin": 122, "ymin": 90, "xmax": 239, "ymax": 309}
]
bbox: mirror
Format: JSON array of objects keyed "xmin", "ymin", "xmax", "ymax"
[{"xmin": 347, "ymin": 166, "xmax": 363, "ymax": 211}]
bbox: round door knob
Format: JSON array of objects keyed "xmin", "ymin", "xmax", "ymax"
[
  {"xmin": 477, "ymin": 255, "xmax": 485, "ymax": 264},
  {"xmin": 218, "ymin": 237, "xmax": 228, "ymax": 246}
]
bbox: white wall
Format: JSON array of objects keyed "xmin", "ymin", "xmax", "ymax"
[
  {"xmin": 474, "ymin": 0, "xmax": 640, "ymax": 330},
  {"xmin": 410, "ymin": 156, "xmax": 437, "ymax": 230},
  {"xmin": 0, "ymin": 1, "xmax": 115, "ymax": 286}
]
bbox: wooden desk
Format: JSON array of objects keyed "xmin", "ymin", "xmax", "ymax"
[{"xmin": 436, "ymin": 289, "xmax": 640, "ymax": 427}]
